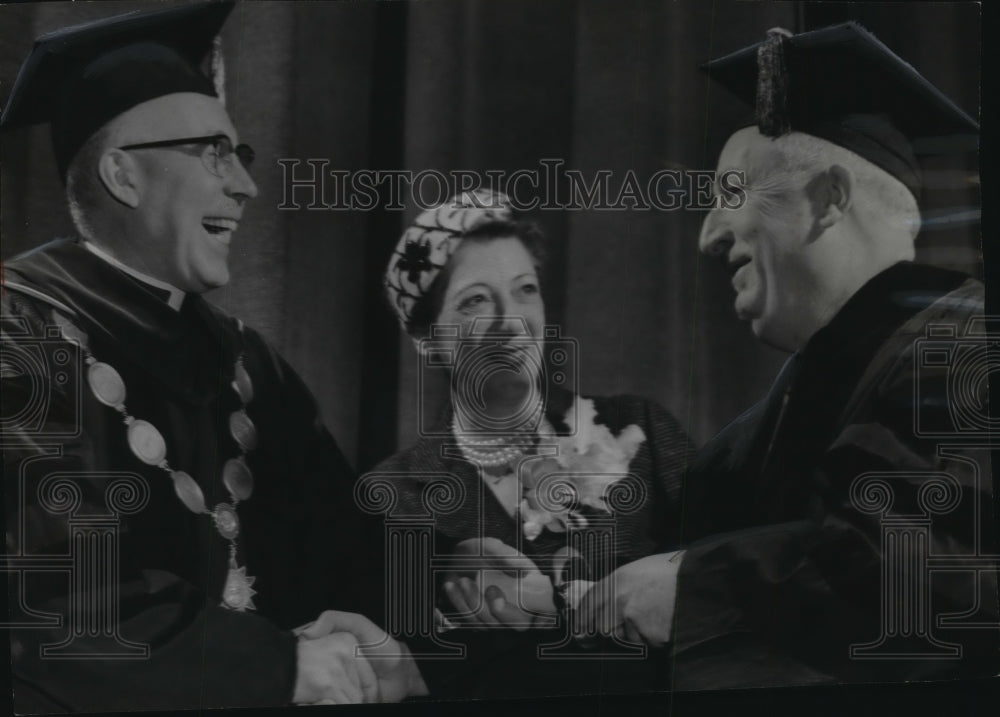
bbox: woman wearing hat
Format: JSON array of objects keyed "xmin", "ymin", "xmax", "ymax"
[{"xmin": 376, "ymin": 190, "xmax": 692, "ymax": 696}]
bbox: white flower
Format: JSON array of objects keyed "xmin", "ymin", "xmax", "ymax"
[{"xmin": 519, "ymin": 397, "xmax": 646, "ymax": 540}]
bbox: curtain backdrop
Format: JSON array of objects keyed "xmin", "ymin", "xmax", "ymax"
[{"xmin": 1, "ymin": 0, "xmax": 981, "ymax": 471}]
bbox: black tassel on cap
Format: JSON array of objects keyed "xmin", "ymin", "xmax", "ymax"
[
  {"xmin": 756, "ymin": 27, "xmax": 793, "ymax": 137},
  {"xmin": 702, "ymin": 22, "xmax": 979, "ymax": 200}
]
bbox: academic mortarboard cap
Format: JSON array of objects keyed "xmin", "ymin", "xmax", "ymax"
[
  {"xmin": 702, "ymin": 22, "xmax": 980, "ymax": 199},
  {"xmin": 0, "ymin": 1, "xmax": 235, "ymax": 181}
]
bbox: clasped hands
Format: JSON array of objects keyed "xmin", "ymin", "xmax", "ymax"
[
  {"xmin": 438, "ymin": 537, "xmax": 558, "ymax": 631},
  {"xmin": 291, "ymin": 542, "xmax": 684, "ymax": 704},
  {"xmin": 441, "ymin": 537, "xmax": 684, "ymax": 648},
  {"xmin": 291, "ymin": 610, "xmax": 427, "ymax": 705}
]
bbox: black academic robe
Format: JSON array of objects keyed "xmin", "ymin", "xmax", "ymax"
[
  {"xmin": 371, "ymin": 389, "xmax": 694, "ymax": 698},
  {"xmin": 674, "ymin": 262, "xmax": 999, "ymax": 689},
  {"xmin": 1, "ymin": 239, "xmax": 384, "ymax": 712}
]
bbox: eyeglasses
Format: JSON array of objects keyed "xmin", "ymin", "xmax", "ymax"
[{"xmin": 118, "ymin": 134, "xmax": 255, "ymax": 178}]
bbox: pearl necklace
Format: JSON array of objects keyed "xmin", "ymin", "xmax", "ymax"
[
  {"xmin": 451, "ymin": 396, "xmax": 544, "ymax": 469},
  {"xmin": 458, "ymin": 442, "xmax": 523, "ymax": 468},
  {"xmin": 453, "ymin": 429, "xmax": 528, "ymax": 469}
]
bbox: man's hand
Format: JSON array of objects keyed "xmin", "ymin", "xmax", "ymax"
[
  {"xmin": 295, "ymin": 611, "xmax": 428, "ymax": 703},
  {"xmin": 291, "ymin": 630, "xmax": 378, "ymax": 705},
  {"xmin": 575, "ymin": 551, "xmax": 684, "ymax": 647},
  {"xmin": 442, "ymin": 537, "xmax": 555, "ymax": 631}
]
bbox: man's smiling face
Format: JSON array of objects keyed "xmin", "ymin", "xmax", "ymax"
[
  {"xmin": 111, "ymin": 92, "xmax": 258, "ymax": 293},
  {"xmin": 699, "ymin": 127, "xmax": 819, "ymax": 347}
]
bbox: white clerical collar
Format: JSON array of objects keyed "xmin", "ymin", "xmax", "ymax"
[{"xmin": 83, "ymin": 241, "xmax": 186, "ymax": 311}]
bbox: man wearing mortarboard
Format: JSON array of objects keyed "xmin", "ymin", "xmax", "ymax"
[
  {"xmin": 576, "ymin": 23, "xmax": 998, "ymax": 688},
  {"xmin": 0, "ymin": 2, "xmax": 427, "ymax": 710}
]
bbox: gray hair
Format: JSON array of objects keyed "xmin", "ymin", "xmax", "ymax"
[
  {"xmin": 775, "ymin": 132, "xmax": 921, "ymax": 240},
  {"xmin": 65, "ymin": 125, "xmax": 114, "ymax": 242}
]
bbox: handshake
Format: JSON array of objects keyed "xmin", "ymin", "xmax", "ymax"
[
  {"xmin": 289, "ymin": 538, "xmax": 683, "ymax": 705},
  {"xmin": 291, "ymin": 611, "xmax": 428, "ymax": 705}
]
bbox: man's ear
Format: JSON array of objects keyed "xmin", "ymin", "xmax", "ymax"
[
  {"xmin": 815, "ymin": 164, "xmax": 853, "ymax": 230},
  {"xmin": 97, "ymin": 149, "xmax": 141, "ymax": 208}
]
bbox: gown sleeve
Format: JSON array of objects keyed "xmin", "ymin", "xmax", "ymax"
[{"xmin": 671, "ymin": 332, "xmax": 998, "ymax": 689}]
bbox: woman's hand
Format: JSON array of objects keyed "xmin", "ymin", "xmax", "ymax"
[{"xmin": 441, "ymin": 537, "xmax": 556, "ymax": 631}]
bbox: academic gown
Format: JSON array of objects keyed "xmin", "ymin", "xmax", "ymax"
[
  {"xmin": 674, "ymin": 262, "xmax": 1000, "ymax": 689},
  {"xmin": 373, "ymin": 388, "xmax": 694, "ymax": 698},
  {"xmin": 1, "ymin": 239, "xmax": 384, "ymax": 712}
]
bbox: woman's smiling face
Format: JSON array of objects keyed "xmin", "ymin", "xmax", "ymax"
[
  {"xmin": 435, "ymin": 236, "xmax": 546, "ymax": 340},
  {"xmin": 433, "ymin": 236, "xmax": 547, "ymax": 429}
]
